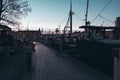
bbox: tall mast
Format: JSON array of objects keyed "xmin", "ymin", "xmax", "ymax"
[
  {"xmin": 63, "ymin": 0, "xmax": 74, "ymax": 37},
  {"xmin": 69, "ymin": 0, "xmax": 72, "ymax": 38},
  {"xmin": 85, "ymin": 0, "xmax": 89, "ymax": 27}
]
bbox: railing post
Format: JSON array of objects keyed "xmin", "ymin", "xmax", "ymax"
[{"xmin": 113, "ymin": 48, "xmax": 120, "ymax": 80}]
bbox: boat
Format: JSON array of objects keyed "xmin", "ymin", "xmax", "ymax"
[{"xmin": 75, "ymin": 0, "xmax": 120, "ymax": 78}]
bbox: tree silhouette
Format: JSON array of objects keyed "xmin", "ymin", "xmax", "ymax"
[{"xmin": 0, "ymin": 0, "xmax": 31, "ymax": 25}]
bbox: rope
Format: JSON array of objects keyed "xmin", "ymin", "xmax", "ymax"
[
  {"xmin": 99, "ymin": 15, "xmax": 114, "ymax": 23},
  {"xmin": 91, "ymin": 0, "xmax": 113, "ymax": 24}
]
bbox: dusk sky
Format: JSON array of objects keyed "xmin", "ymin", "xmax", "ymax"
[{"xmin": 21, "ymin": 0, "xmax": 120, "ymax": 32}]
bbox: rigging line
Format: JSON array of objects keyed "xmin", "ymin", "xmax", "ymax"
[
  {"xmin": 91, "ymin": 0, "xmax": 113, "ymax": 24},
  {"xmin": 64, "ymin": 17, "xmax": 70, "ymax": 33},
  {"xmin": 65, "ymin": 16, "xmax": 70, "ymax": 28},
  {"xmin": 74, "ymin": 14, "xmax": 84, "ymax": 21},
  {"xmin": 99, "ymin": 15, "xmax": 114, "ymax": 23},
  {"xmin": 59, "ymin": 15, "xmax": 69, "ymax": 26}
]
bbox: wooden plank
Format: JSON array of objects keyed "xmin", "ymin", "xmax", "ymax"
[{"xmin": 29, "ymin": 42, "xmax": 112, "ymax": 80}]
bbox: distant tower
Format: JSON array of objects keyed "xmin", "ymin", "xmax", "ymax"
[{"xmin": 115, "ymin": 17, "xmax": 120, "ymax": 28}]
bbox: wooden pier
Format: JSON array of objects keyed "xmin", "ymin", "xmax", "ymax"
[{"xmin": 23, "ymin": 42, "xmax": 112, "ymax": 80}]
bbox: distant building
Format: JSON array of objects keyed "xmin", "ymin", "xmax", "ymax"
[
  {"xmin": 115, "ymin": 17, "xmax": 120, "ymax": 28},
  {"xmin": 0, "ymin": 25, "xmax": 14, "ymax": 46},
  {"xmin": 16, "ymin": 30, "xmax": 41, "ymax": 41},
  {"xmin": 114, "ymin": 17, "xmax": 120, "ymax": 39},
  {"xmin": 79, "ymin": 25, "xmax": 116, "ymax": 39},
  {"xmin": 0, "ymin": 25, "xmax": 11, "ymax": 31},
  {"xmin": 0, "ymin": 25, "xmax": 12, "ymax": 35}
]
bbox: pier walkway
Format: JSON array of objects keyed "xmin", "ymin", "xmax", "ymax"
[{"xmin": 23, "ymin": 42, "xmax": 112, "ymax": 80}]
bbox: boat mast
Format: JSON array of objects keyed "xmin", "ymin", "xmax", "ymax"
[
  {"xmin": 63, "ymin": 0, "xmax": 74, "ymax": 38},
  {"xmin": 85, "ymin": 0, "xmax": 89, "ymax": 31},
  {"xmin": 69, "ymin": 0, "xmax": 73, "ymax": 38}
]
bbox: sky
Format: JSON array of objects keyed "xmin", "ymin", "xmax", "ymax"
[{"xmin": 20, "ymin": 0, "xmax": 120, "ymax": 32}]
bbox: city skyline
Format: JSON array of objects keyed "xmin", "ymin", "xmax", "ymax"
[{"xmin": 20, "ymin": 0, "xmax": 120, "ymax": 32}]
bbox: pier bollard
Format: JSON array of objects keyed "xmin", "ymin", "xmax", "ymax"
[
  {"xmin": 59, "ymin": 40, "xmax": 62, "ymax": 52},
  {"xmin": 113, "ymin": 48, "xmax": 120, "ymax": 80},
  {"xmin": 32, "ymin": 42, "xmax": 35, "ymax": 51}
]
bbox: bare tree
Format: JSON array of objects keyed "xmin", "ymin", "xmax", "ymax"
[{"xmin": 0, "ymin": 0, "xmax": 31, "ymax": 25}]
